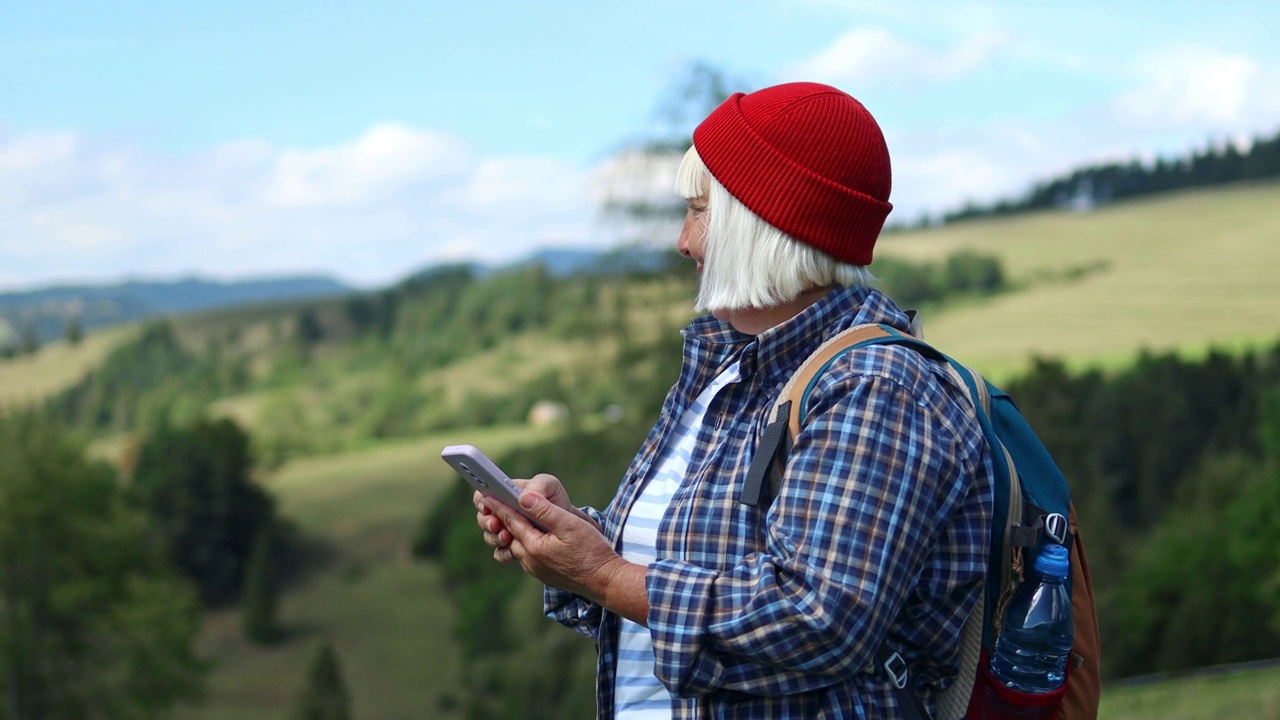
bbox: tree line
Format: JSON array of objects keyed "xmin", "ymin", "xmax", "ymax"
[
  {"xmin": 41, "ymin": 250, "xmax": 1005, "ymax": 431},
  {"xmin": 0, "ymin": 317, "xmax": 82, "ymax": 359},
  {"xmin": 934, "ymin": 128, "xmax": 1280, "ymax": 225}
]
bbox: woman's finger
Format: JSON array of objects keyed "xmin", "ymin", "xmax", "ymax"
[{"xmin": 482, "ymin": 529, "xmax": 513, "ymax": 548}]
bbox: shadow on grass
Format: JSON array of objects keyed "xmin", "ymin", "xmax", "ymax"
[{"xmin": 277, "ymin": 522, "xmax": 343, "ymax": 592}]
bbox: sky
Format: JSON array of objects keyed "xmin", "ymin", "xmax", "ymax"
[{"xmin": 2, "ymin": 1, "xmax": 1279, "ymax": 291}]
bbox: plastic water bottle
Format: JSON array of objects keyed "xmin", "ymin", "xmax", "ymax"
[{"xmin": 989, "ymin": 544, "xmax": 1074, "ymax": 693}]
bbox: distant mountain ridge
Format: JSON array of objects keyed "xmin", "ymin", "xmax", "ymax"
[
  {"xmin": 387, "ymin": 245, "xmax": 676, "ymax": 289},
  {"xmin": 0, "ymin": 275, "xmax": 354, "ymax": 347},
  {"xmin": 0, "ymin": 246, "xmax": 678, "ymax": 349},
  {"xmin": 515, "ymin": 246, "xmax": 674, "ymax": 276}
]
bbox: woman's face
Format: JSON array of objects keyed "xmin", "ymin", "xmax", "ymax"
[
  {"xmin": 677, "ymin": 185, "xmax": 735, "ymax": 325},
  {"xmin": 676, "ymin": 191, "xmax": 709, "ymax": 272}
]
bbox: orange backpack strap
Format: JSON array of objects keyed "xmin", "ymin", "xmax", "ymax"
[
  {"xmin": 777, "ymin": 324, "xmax": 898, "ymax": 438},
  {"xmin": 1061, "ymin": 502, "xmax": 1102, "ymax": 719},
  {"xmin": 739, "ymin": 324, "xmax": 896, "ymax": 507}
]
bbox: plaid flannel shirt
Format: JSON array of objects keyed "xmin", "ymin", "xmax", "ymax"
[{"xmin": 546, "ymin": 286, "xmax": 994, "ymax": 720}]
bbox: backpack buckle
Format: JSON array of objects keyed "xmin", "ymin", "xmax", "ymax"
[
  {"xmin": 882, "ymin": 651, "xmax": 910, "ymax": 690},
  {"xmin": 1045, "ymin": 513, "xmax": 1069, "ymax": 545}
]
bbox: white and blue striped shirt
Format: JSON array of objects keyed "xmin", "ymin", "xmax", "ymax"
[{"xmin": 614, "ymin": 362, "xmax": 741, "ymax": 720}]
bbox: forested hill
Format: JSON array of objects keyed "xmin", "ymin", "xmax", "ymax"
[
  {"xmin": 0, "ymin": 275, "xmax": 353, "ymax": 348},
  {"xmin": 935, "ymin": 123, "xmax": 1280, "ymax": 225},
  {"xmin": 0, "ymin": 247, "xmax": 680, "ymax": 354}
]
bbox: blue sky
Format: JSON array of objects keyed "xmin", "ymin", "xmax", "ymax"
[{"xmin": 3, "ymin": 1, "xmax": 1279, "ymax": 289}]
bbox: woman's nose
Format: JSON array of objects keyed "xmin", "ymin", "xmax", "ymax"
[{"xmin": 676, "ymin": 230, "xmax": 691, "ymax": 257}]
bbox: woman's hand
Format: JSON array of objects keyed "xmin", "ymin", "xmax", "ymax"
[
  {"xmin": 474, "ymin": 473, "xmax": 595, "ymax": 563},
  {"xmin": 481, "ymin": 486, "xmax": 650, "ymax": 625}
]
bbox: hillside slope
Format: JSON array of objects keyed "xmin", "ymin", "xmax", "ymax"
[
  {"xmin": 877, "ymin": 180, "xmax": 1280, "ymax": 377},
  {"xmin": 0, "ymin": 326, "xmax": 136, "ymax": 409},
  {"xmin": 5, "ymin": 179, "xmax": 1278, "ymax": 417}
]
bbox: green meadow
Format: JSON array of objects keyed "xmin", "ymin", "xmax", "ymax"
[
  {"xmin": 1099, "ymin": 665, "xmax": 1280, "ymax": 720},
  {"xmin": 0, "ymin": 325, "xmax": 135, "ymax": 409},
  {"xmin": 172, "ymin": 424, "xmax": 555, "ymax": 720}
]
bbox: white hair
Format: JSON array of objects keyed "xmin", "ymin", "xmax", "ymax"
[{"xmin": 675, "ymin": 146, "xmax": 873, "ymax": 312}]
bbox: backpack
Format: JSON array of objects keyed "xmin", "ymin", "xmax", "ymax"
[{"xmin": 739, "ymin": 323, "xmax": 1101, "ymax": 720}]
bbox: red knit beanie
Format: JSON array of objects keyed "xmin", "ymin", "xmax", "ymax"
[{"xmin": 692, "ymin": 82, "xmax": 892, "ymax": 266}]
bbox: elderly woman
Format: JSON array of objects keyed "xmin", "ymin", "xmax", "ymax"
[{"xmin": 476, "ymin": 82, "xmax": 994, "ymax": 720}]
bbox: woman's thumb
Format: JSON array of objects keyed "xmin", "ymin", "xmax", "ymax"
[
  {"xmin": 518, "ymin": 491, "xmax": 560, "ymax": 532},
  {"xmin": 520, "ymin": 491, "xmax": 540, "ymax": 510}
]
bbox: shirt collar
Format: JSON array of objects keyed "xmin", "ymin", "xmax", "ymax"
[
  {"xmin": 751, "ymin": 285, "xmax": 913, "ymax": 386},
  {"xmin": 678, "ymin": 285, "xmax": 914, "ymax": 388}
]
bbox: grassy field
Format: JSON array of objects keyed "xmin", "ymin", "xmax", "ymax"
[
  {"xmin": 0, "ymin": 325, "xmax": 136, "ymax": 410},
  {"xmin": 170, "ymin": 423, "xmax": 556, "ymax": 720},
  {"xmin": 877, "ymin": 180, "xmax": 1280, "ymax": 379},
  {"xmin": 1099, "ymin": 664, "xmax": 1280, "ymax": 719}
]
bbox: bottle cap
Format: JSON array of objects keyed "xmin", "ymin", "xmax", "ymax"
[{"xmin": 1033, "ymin": 544, "xmax": 1070, "ymax": 579}]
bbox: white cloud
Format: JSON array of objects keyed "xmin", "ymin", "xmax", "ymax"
[
  {"xmin": 790, "ymin": 26, "xmax": 1009, "ymax": 87},
  {"xmin": 0, "ymin": 130, "xmax": 78, "ymax": 173},
  {"xmin": 1111, "ymin": 48, "xmax": 1280, "ymax": 134},
  {"xmin": 881, "ymin": 120, "xmax": 1053, "ymax": 223},
  {"xmin": 584, "ymin": 149, "xmax": 687, "ymax": 246},
  {"xmin": 587, "ymin": 149, "xmax": 684, "ymax": 207},
  {"xmin": 892, "ymin": 147, "xmax": 1009, "ymax": 218},
  {"xmin": 264, "ymin": 123, "xmax": 469, "ymax": 207},
  {"xmin": 465, "ymin": 156, "xmax": 587, "ymax": 211},
  {"xmin": 876, "ymin": 43, "xmax": 1280, "ymax": 222},
  {"xmin": 0, "ymin": 125, "xmax": 596, "ymax": 290}
]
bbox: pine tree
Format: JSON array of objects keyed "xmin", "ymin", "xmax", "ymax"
[
  {"xmin": 296, "ymin": 308, "xmax": 324, "ymax": 346},
  {"xmin": 65, "ymin": 316, "xmax": 83, "ymax": 345},
  {"xmin": 130, "ymin": 417, "xmax": 276, "ymax": 603},
  {"xmin": 292, "ymin": 641, "xmax": 352, "ymax": 720},
  {"xmin": 0, "ymin": 414, "xmax": 203, "ymax": 716},
  {"xmin": 19, "ymin": 320, "xmax": 38, "ymax": 355},
  {"xmin": 241, "ymin": 526, "xmax": 280, "ymax": 643}
]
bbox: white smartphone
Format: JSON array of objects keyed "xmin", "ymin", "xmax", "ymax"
[{"xmin": 440, "ymin": 444, "xmax": 548, "ymax": 532}]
